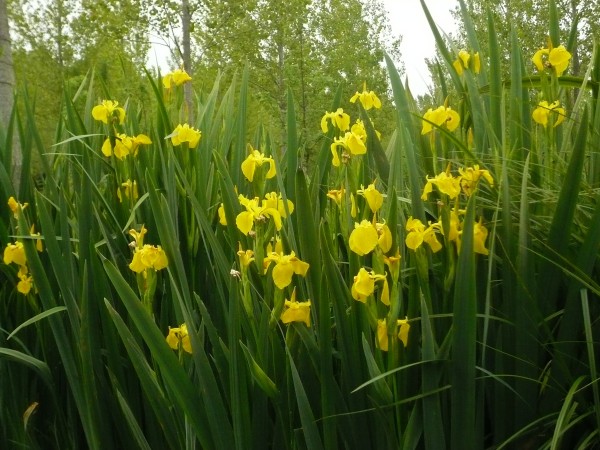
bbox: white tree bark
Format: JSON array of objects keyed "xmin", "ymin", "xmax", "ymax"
[{"xmin": 0, "ymin": 0, "xmax": 21, "ymax": 191}]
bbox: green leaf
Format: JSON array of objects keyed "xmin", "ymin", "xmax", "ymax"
[
  {"xmin": 450, "ymin": 193, "xmax": 477, "ymax": 450},
  {"xmin": 7, "ymin": 306, "xmax": 67, "ymax": 340},
  {"xmin": 103, "ymin": 260, "xmax": 214, "ymax": 449}
]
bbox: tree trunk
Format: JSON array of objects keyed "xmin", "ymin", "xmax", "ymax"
[{"xmin": 0, "ymin": 0, "xmax": 21, "ymax": 191}]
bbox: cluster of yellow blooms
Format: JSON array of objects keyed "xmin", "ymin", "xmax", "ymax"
[
  {"xmin": 92, "ymin": 69, "xmax": 201, "ymax": 209},
  {"xmin": 406, "ymin": 165, "xmax": 494, "ymax": 255},
  {"xmin": 215, "ymin": 142, "xmax": 312, "ymax": 328},
  {"xmin": 531, "ymin": 43, "xmax": 571, "ymax": 129},
  {"xmin": 3, "ymin": 197, "xmax": 43, "ymax": 295},
  {"xmin": 321, "ymin": 83, "xmax": 381, "ymax": 167}
]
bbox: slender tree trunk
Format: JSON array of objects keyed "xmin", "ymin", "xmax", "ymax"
[
  {"xmin": 0, "ymin": 0, "xmax": 21, "ymax": 191},
  {"xmin": 181, "ymin": 0, "xmax": 194, "ymax": 123},
  {"xmin": 277, "ymin": 26, "xmax": 286, "ymax": 151}
]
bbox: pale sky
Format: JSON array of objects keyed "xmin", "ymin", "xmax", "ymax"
[
  {"xmin": 383, "ymin": 0, "xmax": 459, "ymax": 95},
  {"xmin": 147, "ymin": 1, "xmax": 459, "ymax": 97}
]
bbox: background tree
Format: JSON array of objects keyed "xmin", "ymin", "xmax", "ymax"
[{"xmin": 0, "ymin": 0, "xmax": 21, "ymax": 187}]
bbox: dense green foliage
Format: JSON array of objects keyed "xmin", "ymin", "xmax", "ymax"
[
  {"xmin": 1, "ymin": 0, "xmax": 599, "ymax": 449},
  {"xmin": 7, "ymin": 0, "xmax": 400, "ymax": 161}
]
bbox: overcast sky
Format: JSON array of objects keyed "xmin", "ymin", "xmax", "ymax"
[{"xmin": 383, "ymin": 0, "xmax": 459, "ymax": 95}]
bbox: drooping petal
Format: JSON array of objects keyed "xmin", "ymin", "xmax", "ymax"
[
  {"xmin": 349, "ymin": 220, "xmax": 379, "ymax": 256},
  {"xmin": 236, "ymin": 211, "xmax": 255, "ymax": 235}
]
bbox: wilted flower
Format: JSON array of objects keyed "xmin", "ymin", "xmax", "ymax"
[
  {"xmin": 170, "ymin": 123, "xmax": 201, "ymax": 148},
  {"xmin": 162, "ymin": 68, "xmax": 192, "ymax": 89},
  {"xmin": 237, "ymin": 243, "xmax": 255, "ymax": 269},
  {"xmin": 421, "ymin": 106, "xmax": 460, "ymax": 135},
  {"xmin": 321, "ymin": 108, "xmax": 350, "ymax": 133},
  {"xmin": 280, "ymin": 288, "xmax": 311, "ymax": 327},
  {"xmin": 350, "ymin": 82, "xmax": 382, "ymax": 110},
  {"xmin": 532, "ymin": 44, "xmax": 571, "ymax": 77},
  {"xmin": 117, "ymin": 179, "xmax": 139, "ymax": 203},
  {"xmin": 327, "ymin": 187, "xmax": 346, "ymax": 206},
  {"xmin": 92, "ymin": 100, "xmax": 126, "ymax": 125},
  {"xmin": 532, "ymin": 100, "xmax": 566, "ymax": 128},
  {"xmin": 263, "ymin": 251, "xmax": 309, "ymax": 289},
  {"xmin": 166, "ymin": 323, "xmax": 192, "ymax": 353}
]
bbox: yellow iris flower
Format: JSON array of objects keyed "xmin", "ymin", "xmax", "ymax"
[
  {"xmin": 421, "ymin": 105, "xmax": 460, "ymax": 135},
  {"xmin": 405, "ymin": 217, "xmax": 442, "ymax": 253},
  {"xmin": 532, "ymin": 45, "xmax": 571, "ymax": 77},
  {"xmin": 421, "ymin": 170, "xmax": 462, "ymax": 200},
  {"xmin": 117, "ymin": 179, "xmax": 139, "ymax": 203},
  {"xmin": 162, "ymin": 68, "xmax": 192, "ymax": 89},
  {"xmin": 473, "ymin": 219, "xmax": 490, "ymax": 255},
  {"xmin": 237, "ymin": 243, "xmax": 255, "ymax": 269},
  {"xmin": 350, "ymin": 82, "xmax": 382, "ymax": 110},
  {"xmin": 348, "ymin": 220, "xmax": 379, "ymax": 256},
  {"xmin": 166, "ymin": 323, "xmax": 192, "ymax": 354},
  {"xmin": 357, "ymin": 182, "xmax": 383, "ymax": 213},
  {"xmin": 263, "ymin": 251, "xmax": 309, "ymax": 289},
  {"xmin": 321, "ymin": 108, "xmax": 351, "ymax": 133},
  {"xmin": 170, "ymin": 123, "xmax": 202, "ymax": 148},
  {"xmin": 235, "ymin": 195, "xmax": 282, "ymax": 235},
  {"xmin": 330, "ymin": 131, "xmax": 367, "ymax": 167},
  {"xmin": 532, "ymin": 100, "xmax": 566, "ymax": 128},
  {"xmin": 128, "ymin": 226, "xmax": 167, "ymax": 273},
  {"xmin": 241, "ymin": 146, "xmax": 276, "ymax": 182},
  {"xmin": 17, "ymin": 266, "xmax": 33, "ymax": 295},
  {"xmin": 92, "ymin": 100, "xmax": 126, "ymax": 125},
  {"xmin": 351, "ymin": 268, "xmax": 389, "ymax": 305},
  {"xmin": 102, "ymin": 133, "xmax": 152, "ymax": 159},
  {"xmin": 458, "ymin": 165, "xmax": 494, "ymax": 197},
  {"xmin": 280, "ymin": 288, "xmax": 311, "ymax": 327},
  {"xmin": 377, "ymin": 318, "xmax": 410, "ymax": 351},
  {"xmin": 453, "ymin": 50, "xmax": 481, "ymax": 75},
  {"xmin": 326, "ymin": 187, "xmax": 346, "ymax": 206},
  {"xmin": 129, "ymin": 245, "xmax": 168, "ymax": 273},
  {"xmin": 4, "ymin": 241, "xmax": 27, "ymax": 267},
  {"xmin": 8, "ymin": 196, "xmax": 28, "ymax": 218}
]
